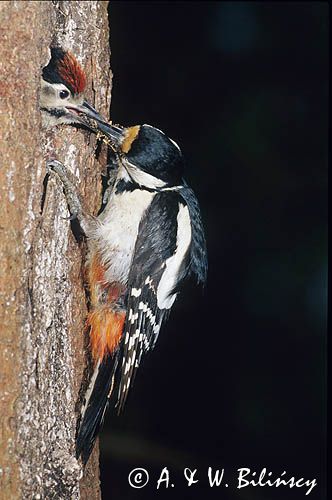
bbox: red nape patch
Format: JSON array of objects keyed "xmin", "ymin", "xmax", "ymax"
[
  {"xmin": 87, "ymin": 308, "xmax": 125, "ymax": 364},
  {"xmin": 57, "ymin": 52, "xmax": 86, "ymax": 94}
]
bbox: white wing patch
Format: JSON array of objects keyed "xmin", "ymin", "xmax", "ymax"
[
  {"xmin": 157, "ymin": 203, "xmax": 192, "ymax": 309},
  {"xmin": 138, "ymin": 301, "xmax": 160, "ymax": 334}
]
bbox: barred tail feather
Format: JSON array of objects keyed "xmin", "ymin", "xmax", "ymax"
[{"xmin": 76, "ymin": 356, "xmax": 118, "ymax": 464}]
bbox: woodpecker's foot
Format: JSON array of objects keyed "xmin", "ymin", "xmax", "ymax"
[
  {"xmin": 102, "ymin": 185, "xmax": 112, "ymax": 205},
  {"xmin": 47, "ymin": 159, "xmax": 93, "ymax": 235},
  {"xmin": 102, "ymin": 166, "xmax": 117, "ymax": 205},
  {"xmin": 107, "ymin": 166, "xmax": 118, "ymax": 186},
  {"xmin": 47, "ymin": 159, "xmax": 83, "ymax": 218}
]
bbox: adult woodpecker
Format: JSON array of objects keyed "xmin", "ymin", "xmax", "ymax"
[{"xmin": 41, "ymin": 47, "xmax": 208, "ymax": 464}]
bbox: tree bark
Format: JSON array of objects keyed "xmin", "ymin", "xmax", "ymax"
[{"xmin": 0, "ymin": 1, "xmax": 112, "ymax": 498}]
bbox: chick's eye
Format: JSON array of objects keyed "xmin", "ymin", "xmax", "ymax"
[{"xmin": 59, "ymin": 90, "xmax": 69, "ymax": 99}]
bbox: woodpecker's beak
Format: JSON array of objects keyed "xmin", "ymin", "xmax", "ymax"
[{"xmin": 67, "ymin": 101, "xmax": 124, "ymax": 147}]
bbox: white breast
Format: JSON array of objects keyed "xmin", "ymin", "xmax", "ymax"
[{"xmin": 92, "ymin": 188, "xmax": 155, "ymax": 284}]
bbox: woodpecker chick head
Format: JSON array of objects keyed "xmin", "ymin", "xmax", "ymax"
[{"xmin": 40, "ymin": 47, "xmax": 111, "ymax": 133}]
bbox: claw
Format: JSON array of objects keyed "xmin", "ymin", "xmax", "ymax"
[
  {"xmin": 46, "ymin": 162, "xmax": 54, "ymax": 174},
  {"xmin": 47, "ymin": 158, "xmax": 63, "ymax": 168},
  {"xmin": 61, "ymin": 214, "xmax": 78, "ymax": 221},
  {"xmin": 46, "ymin": 159, "xmax": 67, "ymax": 176}
]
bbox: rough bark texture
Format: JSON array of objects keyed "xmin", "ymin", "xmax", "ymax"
[{"xmin": 0, "ymin": 2, "xmax": 112, "ymax": 499}]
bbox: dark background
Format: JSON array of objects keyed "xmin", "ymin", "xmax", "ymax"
[{"xmin": 100, "ymin": 2, "xmax": 328, "ymax": 499}]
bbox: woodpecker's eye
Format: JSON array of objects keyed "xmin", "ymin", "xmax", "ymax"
[{"xmin": 59, "ymin": 90, "xmax": 70, "ymax": 99}]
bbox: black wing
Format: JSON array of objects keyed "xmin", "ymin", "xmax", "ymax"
[
  {"xmin": 76, "ymin": 356, "xmax": 117, "ymax": 464},
  {"xmin": 180, "ymin": 182, "xmax": 208, "ymax": 285},
  {"xmin": 115, "ymin": 190, "xmax": 191, "ymax": 412}
]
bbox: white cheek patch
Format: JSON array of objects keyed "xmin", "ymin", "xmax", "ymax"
[
  {"xmin": 40, "ymin": 79, "xmax": 83, "ymax": 110},
  {"xmin": 125, "ymin": 160, "xmax": 167, "ymax": 189},
  {"xmin": 157, "ymin": 203, "xmax": 191, "ymax": 309}
]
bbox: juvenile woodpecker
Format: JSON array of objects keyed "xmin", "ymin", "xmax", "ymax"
[
  {"xmin": 41, "ymin": 48, "xmax": 208, "ymax": 464},
  {"xmin": 40, "ymin": 46, "xmax": 119, "ymax": 137}
]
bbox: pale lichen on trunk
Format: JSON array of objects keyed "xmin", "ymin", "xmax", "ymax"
[{"xmin": 0, "ymin": 2, "xmax": 112, "ymax": 499}]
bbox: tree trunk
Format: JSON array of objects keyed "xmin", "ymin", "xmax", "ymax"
[{"xmin": 0, "ymin": 1, "xmax": 112, "ymax": 498}]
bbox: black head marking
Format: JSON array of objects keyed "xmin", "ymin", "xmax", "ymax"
[
  {"xmin": 126, "ymin": 125, "xmax": 185, "ymax": 186},
  {"xmin": 43, "ymin": 47, "xmax": 67, "ymax": 86}
]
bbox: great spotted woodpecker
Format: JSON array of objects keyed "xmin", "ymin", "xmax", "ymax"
[{"xmin": 41, "ymin": 48, "xmax": 208, "ymax": 464}]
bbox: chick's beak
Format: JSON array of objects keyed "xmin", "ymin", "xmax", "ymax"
[{"xmin": 67, "ymin": 100, "xmax": 125, "ymax": 147}]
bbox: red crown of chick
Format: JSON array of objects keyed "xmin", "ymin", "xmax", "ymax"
[{"xmin": 42, "ymin": 47, "xmax": 86, "ymax": 95}]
